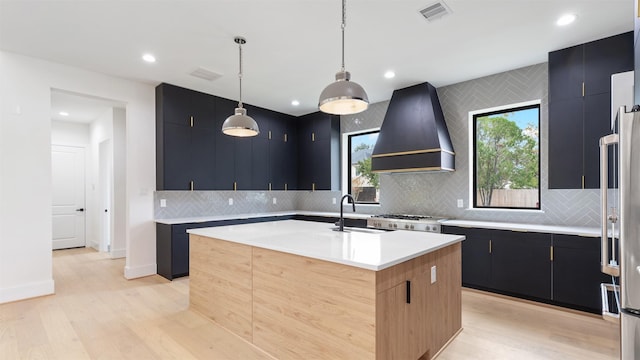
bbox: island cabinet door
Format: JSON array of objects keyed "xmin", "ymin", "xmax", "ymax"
[{"xmin": 376, "ymin": 281, "xmax": 412, "ymax": 360}]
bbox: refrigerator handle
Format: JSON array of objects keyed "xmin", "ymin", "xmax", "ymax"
[{"xmin": 600, "ymin": 133, "xmax": 620, "ymax": 277}]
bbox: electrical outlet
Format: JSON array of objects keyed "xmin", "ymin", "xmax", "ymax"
[
  {"xmin": 332, "ymin": 198, "xmax": 336, "ymax": 204},
  {"xmin": 228, "ymin": 198, "xmax": 233, "ymax": 206},
  {"xmin": 160, "ymin": 199, "xmax": 167, "ymax": 208},
  {"xmin": 457, "ymin": 199, "xmax": 464, "ymax": 208},
  {"xmin": 431, "ymin": 266, "xmax": 437, "ymax": 284},
  {"xmin": 272, "ymin": 197, "xmax": 277, "ymax": 205}
]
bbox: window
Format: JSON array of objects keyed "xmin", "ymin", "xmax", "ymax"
[
  {"xmin": 471, "ymin": 102, "xmax": 540, "ymax": 210},
  {"xmin": 347, "ymin": 130, "xmax": 380, "ymax": 204}
]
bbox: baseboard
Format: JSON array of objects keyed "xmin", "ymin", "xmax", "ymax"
[
  {"xmin": 124, "ymin": 262, "xmax": 157, "ymax": 279},
  {"xmin": 0, "ymin": 279, "xmax": 55, "ymax": 304},
  {"xmin": 110, "ymin": 248, "xmax": 126, "ymax": 259}
]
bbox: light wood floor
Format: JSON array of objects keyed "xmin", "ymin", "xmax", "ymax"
[{"xmin": 0, "ymin": 247, "xmax": 620, "ymax": 359}]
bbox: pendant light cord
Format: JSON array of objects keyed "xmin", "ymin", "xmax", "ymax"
[
  {"xmin": 341, "ymin": 0, "xmax": 346, "ymax": 72},
  {"xmin": 238, "ymin": 40, "xmax": 244, "ymax": 108}
]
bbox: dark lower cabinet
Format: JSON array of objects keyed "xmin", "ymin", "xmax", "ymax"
[
  {"xmin": 490, "ymin": 230, "xmax": 552, "ymax": 301},
  {"xmin": 553, "ymin": 234, "xmax": 611, "ymax": 313},
  {"xmin": 156, "ymin": 215, "xmax": 293, "ymax": 280},
  {"xmin": 443, "ymin": 226, "xmax": 605, "ymax": 314}
]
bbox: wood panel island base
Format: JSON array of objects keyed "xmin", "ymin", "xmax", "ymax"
[{"xmin": 188, "ymin": 220, "xmax": 464, "ymax": 360}]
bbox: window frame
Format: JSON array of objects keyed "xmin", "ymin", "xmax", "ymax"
[
  {"xmin": 342, "ymin": 128, "xmax": 381, "ymax": 206},
  {"xmin": 469, "ymin": 100, "xmax": 541, "ymax": 211}
]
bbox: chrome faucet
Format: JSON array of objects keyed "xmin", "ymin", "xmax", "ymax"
[{"xmin": 338, "ymin": 194, "xmax": 356, "ymax": 231}]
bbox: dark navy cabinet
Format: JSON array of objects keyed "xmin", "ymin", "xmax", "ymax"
[
  {"xmin": 156, "ymin": 83, "xmax": 301, "ymax": 191},
  {"xmin": 552, "ymin": 234, "xmax": 612, "ymax": 313},
  {"xmin": 443, "ymin": 225, "xmax": 608, "ymax": 314},
  {"xmin": 297, "ymin": 112, "xmax": 340, "ymax": 191},
  {"xmin": 548, "ymin": 31, "xmax": 633, "ymax": 189},
  {"xmin": 156, "ymin": 83, "xmax": 217, "ymax": 190}
]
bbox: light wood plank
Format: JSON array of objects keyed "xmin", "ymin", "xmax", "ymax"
[
  {"xmin": 189, "ymin": 234, "xmax": 254, "ymax": 341},
  {"xmin": 252, "ymin": 247, "xmax": 377, "ymax": 360}
]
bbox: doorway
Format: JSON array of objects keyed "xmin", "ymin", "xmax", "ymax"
[{"xmin": 50, "ymin": 89, "xmax": 126, "ymax": 256}]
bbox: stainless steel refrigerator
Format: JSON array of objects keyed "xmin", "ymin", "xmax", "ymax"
[{"xmin": 600, "ymin": 106, "xmax": 640, "ymax": 359}]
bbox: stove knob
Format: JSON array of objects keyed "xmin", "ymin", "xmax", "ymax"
[
  {"xmin": 404, "ymin": 224, "xmax": 410, "ymax": 229},
  {"xmin": 388, "ymin": 224, "xmax": 393, "ymax": 228},
  {"xmin": 410, "ymin": 225, "xmax": 415, "ymax": 230},
  {"xmin": 393, "ymin": 224, "xmax": 398, "ymax": 228}
]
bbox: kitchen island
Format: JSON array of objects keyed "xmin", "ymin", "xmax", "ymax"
[{"xmin": 187, "ymin": 220, "xmax": 464, "ymax": 360}]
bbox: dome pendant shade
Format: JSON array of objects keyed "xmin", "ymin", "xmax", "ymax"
[
  {"xmin": 222, "ymin": 107, "xmax": 259, "ymax": 137},
  {"xmin": 223, "ymin": 36, "xmax": 259, "ymax": 137},
  {"xmin": 319, "ymin": 70, "xmax": 369, "ymax": 115}
]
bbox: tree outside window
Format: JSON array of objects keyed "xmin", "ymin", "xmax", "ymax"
[
  {"xmin": 473, "ymin": 104, "xmax": 540, "ymax": 209},
  {"xmin": 348, "ymin": 131, "xmax": 380, "ymax": 203}
]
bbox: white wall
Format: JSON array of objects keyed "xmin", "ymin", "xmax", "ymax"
[
  {"xmin": 0, "ymin": 51, "xmax": 156, "ymax": 303},
  {"xmin": 51, "ymin": 120, "xmax": 90, "ymax": 146},
  {"xmin": 112, "ymin": 108, "xmax": 127, "ymax": 259}
]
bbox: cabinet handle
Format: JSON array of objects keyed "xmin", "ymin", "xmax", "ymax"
[
  {"xmin": 312, "ymin": 183, "xmax": 316, "ymax": 191},
  {"xmin": 550, "ymin": 246, "xmax": 554, "ymax": 261},
  {"xmin": 581, "ymin": 175, "xmax": 585, "ymax": 189},
  {"xmin": 190, "ymin": 180, "xmax": 194, "ymax": 191},
  {"xmin": 268, "ymin": 130, "xmax": 272, "ymax": 140},
  {"xmin": 582, "ymin": 82, "xmax": 585, "ymax": 97},
  {"xmin": 233, "ymin": 182, "xmax": 237, "ymax": 191},
  {"xmin": 190, "ymin": 116, "xmax": 194, "ymax": 128},
  {"xmin": 406, "ymin": 280, "xmax": 411, "ymax": 304},
  {"xmin": 312, "ymin": 132, "xmax": 315, "ymax": 142},
  {"xmin": 489, "ymin": 239, "xmax": 492, "ymax": 254},
  {"xmin": 269, "ymin": 183, "xmax": 272, "ymax": 191},
  {"xmin": 285, "ymin": 183, "xmax": 288, "ymax": 191},
  {"xmin": 284, "ymin": 133, "xmax": 288, "ymax": 143}
]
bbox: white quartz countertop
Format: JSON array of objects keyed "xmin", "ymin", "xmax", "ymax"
[
  {"xmin": 187, "ymin": 220, "xmax": 464, "ymax": 271},
  {"xmin": 442, "ymin": 219, "xmax": 602, "ymax": 237},
  {"xmin": 155, "ymin": 211, "xmax": 375, "ymax": 225}
]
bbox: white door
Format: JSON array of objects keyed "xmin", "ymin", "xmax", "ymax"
[{"xmin": 52, "ymin": 145, "xmax": 86, "ymax": 250}]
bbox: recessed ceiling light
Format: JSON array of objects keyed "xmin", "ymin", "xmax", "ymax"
[
  {"xmin": 556, "ymin": 14, "xmax": 576, "ymax": 26},
  {"xmin": 142, "ymin": 53, "xmax": 156, "ymax": 63},
  {"xmin": 384, "ymin": 71, "xmax": 396, "ymax": 79},
  {"xmin": 291, "ymin": 100, "xmax": 300, "ymax": 106},
  {"xmin": 59, "ymin": 111, "xmax": 69, "ymax": 116}
]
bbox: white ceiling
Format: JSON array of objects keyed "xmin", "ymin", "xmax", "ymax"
[
  {"xmin": 50, "ymin": 90, "xmax": 125, "ymax": 123},
  {"xmin": 0, "ymin": 0, "xmax": 634, "ymax": 118}
]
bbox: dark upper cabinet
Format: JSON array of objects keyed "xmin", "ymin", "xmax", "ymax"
[
  {"xmin": 548, "ymin": 44, "xmax": 584, "ymax": 102},
  {"xmin": 552, "ymin": 234, "xmax": 611, "ymax": 313},
  {"xmin": 297, "ymin": 112, "xmax": 340, "ymax": 190},
  {"xmin": 214, "ymin": 97, "xmax": 237, "ymax": 190},
  {"xmin": 156, "ymin": 83, "xmax": 216, "ymax": 190},
  {"xmin": 269, "ymin": 114, "xmax": 298, "ymax": 190},
  {"xmin": 548, "ymin": 31, "xmax": 633, "ymax": 189}
]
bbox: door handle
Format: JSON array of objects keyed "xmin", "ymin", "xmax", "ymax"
[
  {"xmin": 75, "ymin": 208, "xmax": 84, "ymax": 212},
  {"xmin": 406, "ymin": 280, "xmax": 411, "ymax": 304}
]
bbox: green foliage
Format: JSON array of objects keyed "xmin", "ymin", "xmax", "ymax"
[
  {"xmin": 355, "ymin": 157, "xmax": 379, "ymax": 189},
  {"xmin": 353, "ymin": 143, "xmax": 371, "ymax": 152},
  {"xmin": 476, "ymin": 115, "xmax": 538, "ymax": 206}
]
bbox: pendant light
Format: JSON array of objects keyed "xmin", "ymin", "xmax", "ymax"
[
  {"xmin": 222, "ymin": 36, "xmax": 259, "ymax": 137},
  {"xmin": 318, "ymin": 0, "xmax": 369, "ymax": 115}
]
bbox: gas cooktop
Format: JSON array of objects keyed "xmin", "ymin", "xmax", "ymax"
[{"xmin": 367, "ymin": 214, "xmax": 447, "ymax": 232}]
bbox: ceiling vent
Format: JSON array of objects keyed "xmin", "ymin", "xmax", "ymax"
[
  {"xmin": 190, "ymin": 67, "xmax": 222, "ymax": 81},
  {"xmin": 419, "ymin": 1, "xmax": 452, "ymax": 22}
]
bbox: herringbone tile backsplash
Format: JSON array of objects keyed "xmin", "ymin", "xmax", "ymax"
[{"xmin": 157, "ymin": 62, "xmax": 606, "ymax": 227}]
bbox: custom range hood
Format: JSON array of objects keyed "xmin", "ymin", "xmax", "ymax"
[{"xmin": 371, "ymin": 82, "xmax": 455, "ymax": 173}]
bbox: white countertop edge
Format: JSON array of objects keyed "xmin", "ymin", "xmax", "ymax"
[{"xmin": 442, "ymin": 219, "xmax": 602, "ymax": 237}]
